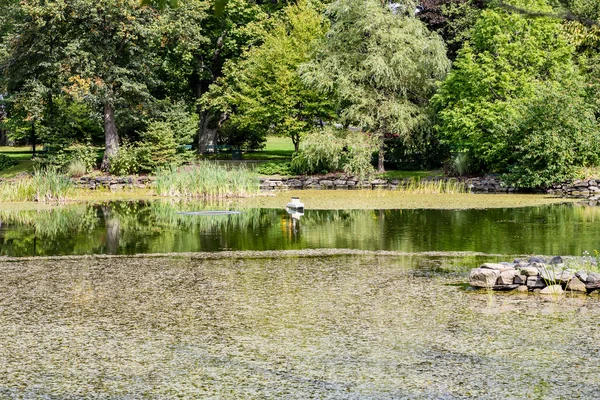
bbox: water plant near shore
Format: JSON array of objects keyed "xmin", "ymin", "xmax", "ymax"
[
  {"xmin": 0, "ymin": 169, "xmax": 74, "ymax": 202},
  {"xmin": 153, "ymin": 162, "xmax": 259, "ymax": 198}
]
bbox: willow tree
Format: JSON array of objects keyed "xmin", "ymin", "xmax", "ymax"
[{"xmin": 301, "ymin": 0, "xmax": 450, "ymax": 171}]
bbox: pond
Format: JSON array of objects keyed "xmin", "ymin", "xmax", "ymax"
[
  {"xmin": 0, "ymin": 254, "xmax": 599, "ymax": 398},
  {"xmin": 1, "ymin": 200, "xmax": 599, "ymax": 257}
]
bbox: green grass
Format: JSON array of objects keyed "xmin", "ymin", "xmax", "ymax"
[
  {"xmin": 0, "ymin": 146, "xmax": 35, "ymax": 177},
  {"xmin": 244, "ymin": 136, "xmax": 295, "ymax": 160}
]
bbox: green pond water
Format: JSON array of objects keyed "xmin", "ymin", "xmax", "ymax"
[
  {"xmin": 0, "ymin": 254, "xmax": 599, "ymax": 398},
  {"xmin": 1, "ymin": 200, "xmax": 599, "ymax": 257}
]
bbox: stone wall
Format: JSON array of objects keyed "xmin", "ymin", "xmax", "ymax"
[
  {"xmin": 259, "ymin": 175, "xmax": 516, "ymax": 192},
  {"xmin": 71, "ymin": 176, "xmax": 154, "ymax": 190},
  {"xmin": 469, "ymin": 256, "xmax": 600, "ymax": 294}
]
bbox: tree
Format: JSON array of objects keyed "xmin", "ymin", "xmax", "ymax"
[
  {"xmin": 433, "ymin": 0, "xmax": 599, "ymax": 185},
  {"xmin": 204, "ymin": 0, "xmax": 333, "ymax": 152},
  {"xmin": 301, "ymin": 0, "xmax": 450, "ymax": 171},
  {"xmin": 1, "ymin": 0, "xmax": 162, "ymax": 170}
]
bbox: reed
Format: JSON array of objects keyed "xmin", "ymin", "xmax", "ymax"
[
  {"xmin": 0, "ymin": 169, "xmax": 74, "ymax": 202},
  {"xmin": 396, "ymin": 178, "xmax": 466, "ymax": 194},
  {"xmin": 154, "ymin": 162, "xmax": 260, "ymax": 199}
]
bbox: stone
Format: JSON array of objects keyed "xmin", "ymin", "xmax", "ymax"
[
  {"xmin": 516, "ymin": 285, "xmax": 529, "ymax": 293},
  {"xmin": 549, "ymin": 256, "xmax": 563, "ymax": 265},
  {"xmin": 566, "ymin": 277, "xmax": 587, "ymax": 292},
  {"xmin": 480, "ymin": 263, "xmax": 513, "ymax": 271},
  {"xmin": 493, "ymin": 284, "xmax": 520, "ymax": 291},
  {"xmin": 529, "ymin": 256, "xmax": 546, "ymax": 264},
  {"xmin": 576, "ymin": 271, "xmax": 589, "ymax": 283},
  {"xmin": 587, "ymin": 273, "xmax": 600, "ymax": 284},
  {"xmin": 513, "ymin": 258, "xmax": 522, "ymax": 264},
  {"xmin": 526, "ymin": 276, "xmax": 546, "ymax": 289},
  {"xmin": 520, "ymin": 266, "xmax": 540, "ymax": 277},
  {"xmin": 540, "ymin": 285, "xmax": 563, "ymax": 295},
  {"xmin": 470, "ymin": 268, "xmax": 501, "ymax": 288},
  {"xmin": 498, "ymin": 270, "xmax": 518, "ymax": 285},
  {"xmin": 585, "ymin": 282, "xmax": 600, "ymax": 291},
  {"xmin": 513, "ymin": 275, "xmax": 527, "ymax": 285}
]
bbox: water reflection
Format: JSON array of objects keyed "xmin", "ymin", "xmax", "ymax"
[{"xmin": 2, "ymin": 201, "xmax": 600, "ymax": 256}]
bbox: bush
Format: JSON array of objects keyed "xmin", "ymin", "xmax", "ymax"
[
  {"xmin": 291, "ymin": 127, "xmax": 377, "ymax": 177},
  {"xmin": 109, "ymin": 140, "xmax": 140, "ymax": 176},
  {"xmin": 255, "ymin": 161, "xmax": 293, "ymax": 176},
  {"xmin": 66, "ymin": 159, "xmax": 87, "ymax": 178},
  {"xmin": 0, "ymin": 154, "xmax": 18, "ymax": 171}
]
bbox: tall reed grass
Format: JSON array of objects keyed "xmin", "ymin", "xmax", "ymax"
[
  {"xmin": 154, "ymin": 162, "xmax": 260, "ymax": 198},
  {"xmin": 396, "ymin": 178, "xmax": 466, "ymax": 194},
  {"xmin": 0, "ymin": 169, "xmax": 74, "ymax": 202}
]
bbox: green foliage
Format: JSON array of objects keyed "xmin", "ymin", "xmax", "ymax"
[
  {"xmin": 205, "ymin": 0, "xmax": 332, "ymax": 151},
  {"xmin": 154, "ymin": 162, "xmax": 259, "ymax": 198},
  {"xmin": 0, "ymin": 154, "xmax": 18, "ymax": 171},
  {"xmin": 502, "ymin": 81, "xmax": 600, "ymax": 187},
  {"xmin": 255, "ymin": 161, "xmax": 293, "ymax": 176},
  {"xmin": 66, "ymin": 159, "xmax": 87, "ymax": 178},
  {"xmin": 108, "ymin": 141, "xmax": 140, "ymax": 176},
  {"xmin": 301, "ymin": 0, "xmax": 450, "ymax": 171},
  {"xmin": 291, "ymin": 127, "xmax": 378, "ymax": 177},
  {"xmin": 433, "ymin": 0, "xmax": 598, "ymax": 185}
]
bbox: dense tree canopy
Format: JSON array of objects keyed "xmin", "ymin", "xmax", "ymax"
[{"xmin": 0, "ymin": 0, "xmax": 599, "ymax": 184}]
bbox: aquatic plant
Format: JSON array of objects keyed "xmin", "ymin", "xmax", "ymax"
[
  {"xmin": 397, "ymin": 178, "xmax": 466, "ymax": 194},
  {"xmin": 153, "ymin": 162, "xmax": 259, "ymax": 199},
  {"xmin": 0, "ymin": 169, "xmax": 74, "ymax": 202}
]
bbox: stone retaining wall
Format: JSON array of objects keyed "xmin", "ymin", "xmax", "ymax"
[
  {"xmin": 70, "ymin": 176, "xmax": 154, "ymax": 190},
  {"xmin": 259, "ymin": 175, "xmax": 516, "ymax": 192},
  {"xmin": 469, "ymin": 256, "xmax": 600, "ymax": 295}
]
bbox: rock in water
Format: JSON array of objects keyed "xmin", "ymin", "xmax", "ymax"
[{"xmin": 469, "ymin": 268, "xmax": 501, "ymax": 288}]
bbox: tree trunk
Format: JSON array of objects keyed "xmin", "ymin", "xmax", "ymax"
[
  {"xmin": 0, "ymin": 127, "xmax": 6, "ymax": 146},
  {"xmin": 30, "ymin": 123, "xmax": 37, "ymax": 157},
  {"xmin": 197, "ymin": 110, "xmax": 218, "ymax": 154},
  {"xmin": 292, "ymin": 134, "xmax": 300, "ymax": 153},
  {"xmin": 101, "ymin": 101, "xmax": 119, "ymax": 171},
  {"xmin": 378, "ymin": 134, "xmax": 385, "ymax": 172}
]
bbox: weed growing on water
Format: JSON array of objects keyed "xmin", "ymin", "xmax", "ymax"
[{"xmin": 154, "ymin": 162, "xmax": 260, "ymax": 199}]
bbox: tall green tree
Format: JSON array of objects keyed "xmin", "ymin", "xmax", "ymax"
[
  {"xmin": 1, "ymin": 0, "xmax": 161, "ymax": 169},
  {"xmin": 204, "ymin": 0, "xmax": 333, "ymax": 152},
  {"xmin": 433, "ymin": 0, "xmax": 599, "ymax": 186},
  {"xmin": 301, "ymin": 0, "xmax": 450, "ymax": 171}
]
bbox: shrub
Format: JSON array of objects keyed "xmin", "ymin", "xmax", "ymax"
[
  {"xmin": 66, "ymin": 159, "xmax": 87, "ymax": 178},
  {"xmin": 0, "ymin": 154, "xmax": 18, "ymax": 171},
  {"xmin": 109, "ymin": 140, "xmax": 140, "ymax": 176},
  {"xmin": 291, "ymin": 127, "xmax": 377, "ymax": 177},
  {"xmin": 255, "ymin": 161, "xmax": 293, "ymax": 176}
]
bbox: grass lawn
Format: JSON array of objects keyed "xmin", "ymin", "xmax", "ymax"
[{"xmin": 0, "ymin": 146, "xmax": 34, "ymax": 178}]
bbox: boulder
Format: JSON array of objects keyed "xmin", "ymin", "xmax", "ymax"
[
  {"xmin": 549, "ymin": 256, "xmax": 564, "ymax": 265},
  {"xmin": 540, "ymin": 285, "xmax": 563, "ymax": 295},
  {"xmin": 498, "ymin": 270, "xmax": 519, "ymax": 285},
  {"xmin": 528, "ymin": 256, "xmax": 545, "ymax": 264},
  {"xmin": 480, "ymin": 263, "xmax": 513, "ymax": 271},
  {"xmin": 566, "ymin": 277, "xmax": 587, "ymax": 292},
  {"xmin": 516, "ymin": 285, "xmax": 529, "ymax": 293},
  {"xmin": 520, "ymin": 266, "xmax": 540, "ymax": 277},
  {"xmin": 587, "ymin": 273, "xmax": 600, "ymax": 284},
  {"xmin": 576, "ymin": 271, "xmax": 589, "ymax": 283},
  {"xmin": 470, "ymin": 268, "xmax": 501, "ymax": 288},
  {"xmin": 526, "ymin": 276, "xmax": 546, "ymax": 289}
]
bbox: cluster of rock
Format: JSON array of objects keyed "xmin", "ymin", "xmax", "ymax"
[
  {"xmin": 259, "ymin": 175, "xmax": 516, "ymax": 192},
  {"xmin": 469, "ymin": 256, "xmax": 600, "ymax": 294},
  {"xmin": 547, "ymin": 179, "xmax": 600, "ymax": 200},
  {"xmin": 71, "ymin": 176, "xmax": 153, "ymax": 190}
]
